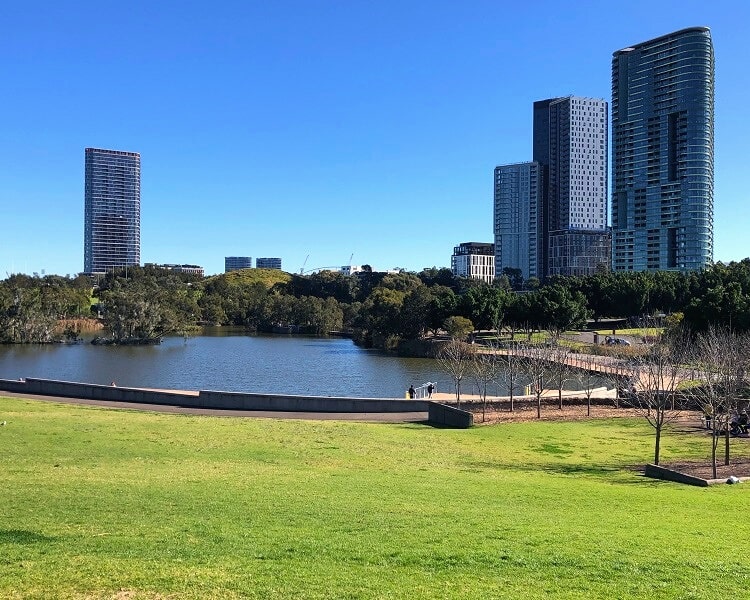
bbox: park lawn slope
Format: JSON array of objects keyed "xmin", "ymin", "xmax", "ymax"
[{"xmin": 1, "ymin": 397, "xmax": 748, "ymax": 599}]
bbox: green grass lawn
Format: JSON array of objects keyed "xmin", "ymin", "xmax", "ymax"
[
  {"xmin": 1, "ymin": 398, "xmax": 749, "ymax": 599},
  {"xmin": 594, "ymin": 327, "xmax": 663, "ymax": 338}
]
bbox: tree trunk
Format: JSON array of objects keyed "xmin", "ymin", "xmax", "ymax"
[
  {"xmin": 654, "ymin": 424, "xmax": 662, "ymax": 465},
  {"xmin": 711, "ymin": 425, "xmax": 718, "ymax": 479},
  {"xmin": 724, "ymin": 428, "xmax": 730, "ymax": 466}
]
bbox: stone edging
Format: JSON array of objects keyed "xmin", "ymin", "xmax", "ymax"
[{"xmin": 644, "ymin": 463, "xmax": 750, "ymax": 486}]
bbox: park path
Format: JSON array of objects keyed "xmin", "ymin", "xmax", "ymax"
[{"xmin": 0, "ymin": 390, "xmax": 428, "ymax": 423}]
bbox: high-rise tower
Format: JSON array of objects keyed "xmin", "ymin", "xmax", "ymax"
[
  {"xmin": 493, "ymin": 162, "xmax": 543, "ymax": 281},
  {"xmin": 611, "ymin": 27, "xmax": 714, "ymax": 272},
  {"xmin": 534, "ymin": 96, "xmax": 610, "ymax": 277},
  {"xmin": 84, "ymin": 148, "xmax": 141, "ymax": 274}
]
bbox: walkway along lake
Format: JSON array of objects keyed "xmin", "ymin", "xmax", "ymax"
[{"xmin": 0, "ymin": 329, "xmax": 460, "ymax": 399}]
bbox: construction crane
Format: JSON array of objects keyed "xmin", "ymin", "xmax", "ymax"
[{"xmin": 300, "ymin": 254, "xmax": 309, "ymax": 275}]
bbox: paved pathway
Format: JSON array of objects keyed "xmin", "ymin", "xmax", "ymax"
[{"xmin": 0, "ymin": 390, "xmax": 429, "ymax": 423}]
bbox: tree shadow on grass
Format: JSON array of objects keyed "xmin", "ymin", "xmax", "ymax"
[{"xmin": 0, "ymin": 529, "xmax": 55, "ymax": 544}]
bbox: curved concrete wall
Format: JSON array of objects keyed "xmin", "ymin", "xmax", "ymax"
[{"xmin": 1, "ymin": 378, "xmax": 472, "ymax": 427}]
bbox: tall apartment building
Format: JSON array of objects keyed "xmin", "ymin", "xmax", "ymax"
[
  {"xmin": 611, "ymin": 27, "xmax": 714, "ymax": 272},
  {"xmin": 83, "ymin": 148, "xmax": 141, "ymax": 274},
  {"xmin": 225, "ymin": 257, "xmax": 252, "ymax": 272},
  {"xmin": 493, "ymin": 162, "xmax": 543, "ymax": 280},
  {"xmin": 451, "ymin": 242, "xmax": 495, "ymax": 284},
  {"xmin": 256, "ymin": 257, "xmax": 282, "ymax": 270},
  {"xmin": 533, "ymin": 96, "xmax": 610, "ymax": 277}
]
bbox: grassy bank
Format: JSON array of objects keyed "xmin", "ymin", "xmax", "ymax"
[{"xmin": 1, "ymin": 397, "xmax": 748, "ymax": 599}]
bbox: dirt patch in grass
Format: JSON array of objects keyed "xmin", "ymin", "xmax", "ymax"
[
  {"xmin": 657, "ymin": 457, "xmax": 750, "ymax": 480},
  {"xmin": 468, "ymin": 403, "xmax": 750, "ymax": 479},
  {"xmin": 467, "ymin": 402, "xmax": 647, "ymax": 425}
]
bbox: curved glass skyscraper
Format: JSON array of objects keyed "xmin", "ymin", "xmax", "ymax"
[
  {"xmin": 83, "ymin": 148, "xmax": 141, "ymax": 274},
  {"xmin": 611, "ymin": 27, "xmax": 714, "ymax": 272}
]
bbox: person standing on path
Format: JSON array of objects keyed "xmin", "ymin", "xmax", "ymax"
[
  {"xmin": 408, "ymin": 384, "xmax": 416, "ymax": 399},
  {"xmin": 427, "ymin": 383, "xmax": 434, "ymax": 398}
]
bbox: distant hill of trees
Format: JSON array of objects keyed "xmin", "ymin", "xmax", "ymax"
[{"xmin": 2, "ymin": 259, "xmax": 750, "ymax": 347}]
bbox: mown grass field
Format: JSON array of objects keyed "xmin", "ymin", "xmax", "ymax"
[{"xmin": 1, "ymin": 397, "xmax": 749, "ymax": 599}]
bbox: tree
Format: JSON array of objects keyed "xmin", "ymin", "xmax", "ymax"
[
  {"xmin": 100, "ymin": 289, "xmax": 164, "ymax": 341},
  {"xmin": 437, "ymin": 339, "xmax": 474, "ymax": 407},
  {"xmin": 519, "ymin": 343, "xmax": 554, "ymax": 418},
  {"xmin": 534, "ymin": 285, "xmax": 589, "ymax": 332},
  {"xmin": 690, "ymin": 327, "xmax": 747, "ymax": 475},
  {"xmin": 461, "ymin": 286, "xmax": 510, "ymax": 332},
  {"xmin": 499, "ymin": 341, "xmax": 524, "ymax": 412},
  {"xmin": 502, "ymin": 267, "xmax": 524, "ymax": 291},
  {"xmin": 399, "ymin": 286, "xmax": 432, "ymax": 339},
  {"xmin": 361, "ymin": 287, "xmax": 406, "ymax": 338},
  {"xmin": 426, "ymin": 286, "xmax": 457, "ymax": 335},
  {"xmin": 629, "ymin": 330, "xmax": 690, "ymax": 465},
  {"xmin": 443, "ymin": 316, "xmax": 474, "ymax": 340},
  {"xmin": 547, "ymin": 336, "xmax": 572, "ymax": 410},
  {"xmin": 469, "ymin": 343, "xmax": 499, "ymax": 422},
  {"xmin": 571, "ymin": 352, "xmax": 604, "ymax": 417}
]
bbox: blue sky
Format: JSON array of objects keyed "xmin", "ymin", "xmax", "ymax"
[{"xmin": 1, "ymin": 0, "xmax": 747, "ymax": 277}]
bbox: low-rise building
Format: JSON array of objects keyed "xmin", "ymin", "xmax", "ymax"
[
  {"xmin": 225, "ymin": 256, "xmax": 252, "ymax": 272},
  {"xmin": 256, "ymin": 257, "xmax": 282, "ymax": 270},
  {"xmin": 451, "ymin": 242, "xmax": 495, "ymax": 284},
  {"xmin": 145, "ymin": 263, "xmax": 205, "ymax": 277}
]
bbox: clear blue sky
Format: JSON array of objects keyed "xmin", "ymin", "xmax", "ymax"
[{"xmin": 1, "ymin": 0, "xmax": 747, "ymax": 277}]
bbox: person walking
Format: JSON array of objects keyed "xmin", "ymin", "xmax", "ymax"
[
  {"xmin": 408, "ymin": 384, "xmax": 416, "ymax": 399},
  {"xmin": 427, "ymin": 383, "xmax": 434, "ymax": 398}
]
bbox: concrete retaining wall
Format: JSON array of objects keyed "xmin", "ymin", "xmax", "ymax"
[
  {"xmin": 0, "ymin": 378, "xmax": 477, "ymax": 426},
  {"xmin": 198, "ymin": 389, "xmax": 428, "ymax": 413},
  {"xmin": 644, "ymin": 464, "xmax": 709, "ymax": 487},
  {"xmin": 428, "ymin": 402, "xmax": 473, "ymax": 428},
  {"xmin": 9, "ymin": 378, "xmax": 200, "ymax": 406},
  {"xmin": 0, "ymin": 379, "xmax": 29, "ymax": 394}
]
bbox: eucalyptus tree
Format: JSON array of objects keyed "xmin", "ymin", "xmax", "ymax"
[
  {"xmin": 399, "ymin": 285, "xmax": 433, "ymax": 339},
  {"xmin": 426, "ymin": 285, "xmax": 458, "ymax": 335},
  {"xmin": 360, "ymin": 287, "xmax": 407, "ymax": 340}
]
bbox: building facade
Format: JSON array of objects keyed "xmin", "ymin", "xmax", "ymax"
[
  {"xmin": 84, "ymin": 148, "xmax": 141, "ymax": 274},
  {"xmin": 225, "ymin": 257, "xmax": 253, "ymax": 272},
  {"xmin": 611, "ymin": 27, "xmax": 714, "ymax": 272},
  {"xmin": 340, "ymin": 265, "xmax": 365, "ymax": 276},
  {"xmin": 451, "ymin": 242, "xmax": 495, "ymax": 284},
  {"xmin": 493, "ymin": 162, "xmax": 543, "ymax": 281},
  {"xmin": 145, "ymin": 263, "xmax": 205, "ymax": 277},
  {"xmin": 533, "ymin": 96, "xmax": 610, "ymax": 277},
  {"xmin": 256, "ymin": 257, "xmax": 282, "ymax": 270}
]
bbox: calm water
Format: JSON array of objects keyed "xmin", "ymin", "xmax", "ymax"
[{"xmin": 0, "ymin": 329, "xmax": 470, "ymax": 398}]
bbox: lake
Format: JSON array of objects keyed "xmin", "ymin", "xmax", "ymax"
[{"xmin": 0, "ymin": 329, "xmax": 481, "ymax": 398}]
